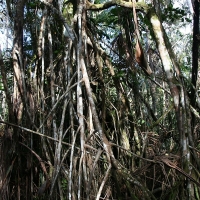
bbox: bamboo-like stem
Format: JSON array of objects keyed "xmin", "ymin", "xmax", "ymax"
[
  {"xmin": 69, "ymin": 128, "xmax": 79, "ymax": 200},
  {"xmin": 48, "ymin": 20, "xmax": 57, "ymax": 141},
  {"xmin": 96, "ymin": 163, "xmax": 112, "ymax": 200}
]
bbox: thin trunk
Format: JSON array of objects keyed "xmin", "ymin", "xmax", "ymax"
[{"xmin": 77, "ymin": 1, "xmax": 87, "ymax": 199}]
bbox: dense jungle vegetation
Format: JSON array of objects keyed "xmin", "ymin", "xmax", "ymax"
[{"xmin": 0, "ymin": 0, "xmax": 200, "ymax": 199}]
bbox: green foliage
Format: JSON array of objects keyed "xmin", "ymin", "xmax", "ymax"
[
  {"xmin": 61, "ymin": 178, "xmax": 68, "ymax": 192},
  {"xmin": 94, "ymin": 8, "xmax": 119, "ymax": 26},
  {"xmin": 90, "ymin": 6, "xmax": 123, "ymax": 40},
  {"xmin": 138, "ymin": 12, "xmax": 151, "ymax": 27},
  {"xmin": 162, "ymin": 4, "xmax": 191, "ymax": 23},
  {"xmin": 137, "ymin": 119, "xmax": 145, "ymax": 126},
  {"xmin": 114, "ymin": 70, "xmax": 124, "ymax": 78},
  {"xmin": 95, "ymin": 0, "xmax": 107, "ymax": 3},
  {"xmin": 27, "ymin": 1, "xmax": 44, "ymax": 10},
  {"xmin": 94, "ymin": 0, "xmax": 102, "ymax": 3}
]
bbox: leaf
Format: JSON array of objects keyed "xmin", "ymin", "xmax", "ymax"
[{"xmin": 185, "ymin": 18, "xmax": 192, "ymax": 22}]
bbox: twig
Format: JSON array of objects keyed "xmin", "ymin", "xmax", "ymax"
[
  {"xmin": 87, "ymin": 148, "xmax": 103, "ymax": 196},
  {"xmin": 96, "ymin": 163, "xmax": 112, "ymax": 200},
  {"xmin": 157, "ymin": 156, "xmax": 200, "ymax": 187},
  {"xmin": 0, "ymin": 120, "xmax": 72, "ymax": 147}
]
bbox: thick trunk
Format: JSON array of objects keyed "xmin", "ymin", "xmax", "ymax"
[
  {"xmin": 0, "ymin": 1, "xmax": 26, "ymax": 199},
  {"xmin": 13, "ymin": 0, "xmax": 26, "ymax": 124},
  {"xmin": 191, "ymin": 0, "xmax": 199, "ymax": 106},
  {"xmin": 148, "ymin": 8, "xmax": 193, "ymax": 198}
]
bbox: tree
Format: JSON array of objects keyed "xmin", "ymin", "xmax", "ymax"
[{"xmin": 0, "ymin": 0, "xmax": 199, "ymax": 199}]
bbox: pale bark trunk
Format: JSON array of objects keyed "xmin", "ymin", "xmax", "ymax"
[{"xmin": 148, "ymin": 8, "xmax": 193, "ymax": 198}]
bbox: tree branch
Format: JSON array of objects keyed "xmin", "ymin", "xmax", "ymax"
[{"xmin": 86, "ymin": 0, "xmax": 149, "ymax": 11}]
